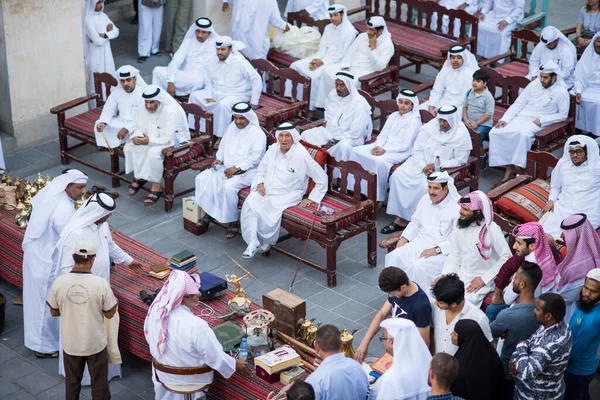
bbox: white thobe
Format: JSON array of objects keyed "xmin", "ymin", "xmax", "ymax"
[
  {"xmin": 84, "ymin": 10, "xmax": 118, "ymax": 94},
  {"xmin": 188, "ymin": 54, "xmax": 262, "ymax": 138},
  {"xmin": 349, "ymin": 111, "xmax": 421, "ymax": 201},
  {"xmin": 194, "ymin": 123, "xmax": 266, "ymax": 223},
  {"xmin": 528, "ymin": 42, "xmax": 577, "ymax": 88},
  {"xmin": 94, "ymin": 85, "xmax": 144, "ymax": 148},
  {"xmin": 432, "ymin": 0, "xmax": 480, "ymax": 37},
  {"xmin": 228, "ymin": 0, "xmax": 288, "ymax": 60},
  {"xmin": 385, "ymin": 193, "xmax": 460, "ymax": 291},
  {"xmin": 315, "ymin": 32, "xmax": 394, "ymax": 108},
  {"xmin": 488, "ymin": 80, "xmax": 570, "ymax": 168},
  {"xmin": 124, "ymin": 103, "xmax": 179, "ymax": 182},
  {"xmin": 476, "ymin": 0, "xmax": 525, "ymax": 58},
  {"xmin": 241, "ymin": 146, "xmax": 328, "ymax": 248},
  {"xmin": 542, "ymin": 160, "xmax": 600, "ymax": 239},
  {"xmin": 574, "ymin": 60, "xmax": 600, "ymax": 136},
  {"xmin": 386, "ymin": 127, "xmax": 471, "ymax": 221},
  {"xmin": 286, "ymin": 22, "xmax": 357, "ymax": 110},
  {"xmin": 0, "ymin": 138, "xmax": 4, "ymax": 169},
  {"xmin": 22, "ymin": 194, "xmax": 75, "ymax": 354},
  {"xmin": 151, "ymin": 306, "xmax": 236, "ymax": 400},
  {"xmin": 137, "ymin": 0, "xmax": 163, "ymax": 57},
  {"xmin": 56, "ymin": 222, "xmax": 133, "ymax": 384},
  {"xmin": 284, "ymin": 0, "xmax": 330, "ymax": 20},
  {"xmin": 421, "ymin": 65, "xmax": 475, "ymax": 111},
  {"xmin": 152, "ymin": 36, "xmax": 218, "ymax": 96},
  {"xmin": 441, "ymin": 222, "xmax": 512, "ymax": 307}
]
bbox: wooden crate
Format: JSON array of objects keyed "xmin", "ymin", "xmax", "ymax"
[{"xmin": 263, "ymin": 288, "xmax": 306, "ymax": 338}]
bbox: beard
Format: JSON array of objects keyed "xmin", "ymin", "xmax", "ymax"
[
  {"xmin": 577, "ymin": 292, "xmax": 600, "ymax": 313},
  {"xmin": 512, "ymin": 283, "xmax": 521, "ymax": 294},
  {"xmin": 457, "ymin": 215, "xmax": 477, "ymax": 229}
]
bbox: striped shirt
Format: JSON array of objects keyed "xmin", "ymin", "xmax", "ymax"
[{"xmin": 512, "ymin": 320, "xmax": 572, "ymax": 400}]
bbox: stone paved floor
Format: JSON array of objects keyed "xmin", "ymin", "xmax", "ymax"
[{"xmin": 2, "ymin": 1, "xmax": 599, "ymax": 398}]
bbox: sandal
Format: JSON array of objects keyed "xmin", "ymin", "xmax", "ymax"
[
  {"xmin": 128, "ymin": 179, "xmax": 147, "ymax": 196},
  {"xmin": 143, "ymin": 190, "xmax": 163, "ymax": 206},
  {"xmin": 35, "ymin": 352, "xmax": 58, "ymax": 359},
  {"xmin": 225, "ymin": 222, "xmax": 240, "ymax": 239},
  {"xmin": 380, "ymin": 221, "xmax": 406, "ymax": 235},
  {"xmin": 198, "ymin": 215, "xmax": 214, "ymax": 228}
]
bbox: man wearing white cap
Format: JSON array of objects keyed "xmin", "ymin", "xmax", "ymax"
[
  {"xmin": 314, "ymin": 16, "xmax": 394, "ymax": 108},
  {"xmin": 95, "ymin": 65, "xmax": 147, "ymax": 149},
  {"xmin": 476, "ymin": 0, "xmax": 525, "ymax": 58},
  {"xmin": 420, "ymin": 45, "xmax": 478, "ymax": 116},
  {"xmin": 152, "ymin": 17, "xmax": 220, "ymax": 97},
  {"xmin": 124, "ymin": 84, "xmax": 189, "ymax": 205},
  {"xmin": 240, "ymin": 122, "xmax": 327, "ymax": 259},
  {"xmin": 137, "ymin": 0, "xmax": 164, "ymax": 63},
  {"xmin": 285, "ymin": 0, "xmax": 330, "ymax": 20},
  {"xmin": 222, "ymin": 0, "xmax": 290, "ymax": 60},
  {"xmin": 385, "ymin": 172, "xmax": 461, "ymax": 291},
  {"xmin": 528, "ymin": 26, "xmax": 577, "ymax": 88},
  {"xmin": 47, "ymin": 239, "xmax": 118, "ymax": 399},
  {"xmin": 489, "ymin": 61, "xmax": 570, "ymax": 183},
  {"xmin": 54, "ymin": 192, "xmax": 144, "ymax": 383},
  {"xmin": 574, "ymin": 32, "xmax": 600, "ymax": 137},
  {"xmin": 301, "ymin": 71, "xmax": 372, "ymax": 161},
  {"xmin": 382, "ymin": 105, "xmax": 471, "ymax": 234},
  {"xmin": 194, "ymin": 102, "xmax": 266, "ymax": 239},
  {"xmin": 22, "ymin": 169, "xmax": 88, "ymax": 359},
  {"xmin": 285, "ymin": 4, "xmax": 358, "ymax": 111},
  {"xmin": 187, "ymin": 36, "xmax": 262, "ymax": 140},
  {"xmin": 144, "ymin": 270, "xmax": 251, "ymax": 400}
]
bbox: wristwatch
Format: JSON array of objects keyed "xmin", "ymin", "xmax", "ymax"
[{"xmin": 434, "ymin": 246, "xmax": 442, "ymax": 255}]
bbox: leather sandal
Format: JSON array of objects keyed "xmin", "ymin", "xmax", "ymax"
[
  {"xmin": 128, "ymin": 179, "xmax": 147, "ymax": 196},
  {"xmin": 225, "ymin": 222, "xmax": 240, "ymax": 239},
  {"xmin": 143, "ymin": 190, "xmax": 163, "ymax": 206},
  {"xmin": 380, "ymin": 221, "xmax": 406, "ymax": 235}
]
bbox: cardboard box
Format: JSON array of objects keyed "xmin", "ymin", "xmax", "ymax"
[
  {"xmin": 263, "ymin": 289, "xmax": 306, "ymax": 337},
  {"xmin": 182, "ymin": 197, "xmax": 204, "ymax": 223}
]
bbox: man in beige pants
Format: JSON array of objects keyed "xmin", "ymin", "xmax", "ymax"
[{"xmin": 164, "ymin": 0, "xmax": 193, "ymax": 56}]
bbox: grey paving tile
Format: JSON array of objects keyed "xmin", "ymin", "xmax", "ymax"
[
  {"xmin": 330, "ymin": 316, "xmax": 365, "ymax": 333},
  {"xmin": 12, "ymin": 149, "xmax": 53, "ymax": 165},
  {"xmin": 288, "ymin": 279, "xmax": 327, "ymax": 300},
  {"xmin": 343, "ymin": 283, "xmax": 386, "ymax": 306},
  {"xmin": 336, "ymin": 258, "xmax": 372, "ymax": 278},
  {"xmin": 33, "ymin": 141, "xmax": 60, "ymax": 158},
  {"xmin": 79, "ymin": 380, "xmax": 128, "ymax": 398},
  {"xmin": 115, "ymin": 368, "xmax": 151, "ymax": 394},
  {"xmin": 14, "ymin": 370, "xmax": 60, "ymax": 395},
  {"xmin": 306, "ymin": 305, "xmax": 340, "ymax": 325},
  {"xmin": 0, "ymin": 357, "xmax": 39, "ymax": 381},
  {"xmin": 4, "ymin": 156, "xmax": 29, "ymax": 171},
  {"xmin": 331, "ymin": 300, "xmax": 375, "ymax": 321},
  {"xmin": 355, "ymin": 310, "xmax": 379, "ymax": 331},
  {"xmin": 353, "ymin": 267, "xmax": 385, "ymax": 288},
  {"xmin": 30, "ymin": 357, "xmax": 62, "ymax": 381},
  {"xmin": 2, "ymin": 390, "xmax": 37, "ymax": 400},
  {"xmin": 35, "ymin": 383, "xmax": 65, "ymax": 400},
  {"xmin": 0, "ymin": 376, "xmax": 21, "ymax": 398},
  {"xmin": 0, "ymin": 344, "xmax": 19, "ymax": 363},
  {"xmin": 0, "ymin": 327, "xmax": 25, "ymax": 349},
  {"xmin": 307, "ymin": 289, "xmax": 351, "ymax": 309}
]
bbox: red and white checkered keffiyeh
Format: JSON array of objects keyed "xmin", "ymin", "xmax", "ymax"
[
  {"xmin": 513, "ymin": 222, "xmax": 558, "ymax": 290},
  {"xmin": 557, "ymin": 214, "xmax": 600, "ymax": 291},
  {"xmin": 459, "ymin": 191, "xmax": 494, "ymax": 261},
  {"xmin": 144, "ymin": 270, "xmax": 201, "ymax": 357}
]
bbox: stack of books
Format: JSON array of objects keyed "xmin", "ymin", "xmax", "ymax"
[
  {"xmin": 169, "ymin": 250, "xmax": 197, "ymax": 272},
  {"xmin": 254, "ymin": 346, "xmax": 302, "ymax": 383}
]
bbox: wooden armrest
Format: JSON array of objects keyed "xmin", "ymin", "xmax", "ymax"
[
  {"xmin": 50, "ymin": 93, "xmax": 100, "ymax": 114},
  {"xmin": 191, "ymin": 158, "xmax": 216, "ymax": 171},
  {"xmin": 299, "ymin": 118, "xmax": 325, "ymax": 132},
  {"xmin": 439, "ymin": 36, "xmax": 476, "ymax": 55},
  {"xmin": 411, "ymin": 80, "xmax": 434, "ymax": 94},
  {"xmin": 534, "ymin": 120, "xmax": 570, "ymax": 139},
  {"xmin": 478, "ymin": 51, "xmax": 513, "ymax": 66},
  {"xmin": 162, "ymin": 140, "xmax": 199, "ymax": 157},
  {"xmin": 321, "ymin": 200, "xmax": 374, "ymax": 225},
  {"xmin": 346, "ymin": 5, "xmax": 368, "ymax": 16},
  {"xmin": 517, "ymin": 12, "xmax": 546, "ymax": 27},
  {"xmin": 260, "ymin": 100, "xmax": 308, "ymax": 119},
  {"xmin": 561, "ymin": 27, "xmax": 577, "ymax": 36},
  {"xmin": 378, "ymin": 231, "xmax": 404, "ymax": 249},
  {"xmin": 359, "ymin": 65, "xmax": 399, "ymax": 83},
  {"xmin": 487, "ymin": 175, "xmax": 532, "ymax": 202}
]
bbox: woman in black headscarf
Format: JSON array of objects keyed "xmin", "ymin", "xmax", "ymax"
[{"xmin": 451, "ymin": 319, "xmax": 506, "ymax": 400}]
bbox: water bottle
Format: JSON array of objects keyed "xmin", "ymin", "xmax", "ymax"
[
  {"xmin": 319, "ymin": 204, "xmax": 336, "ymax": 215},
  {"xmin": 254, "ymin": 349, "xmax": 262, "ymax": 372},
  {"xmin": 434, "ymin": 156, "xmax": 441, "ymax": 172},
  {"xmin": 173, "ymin": 130, "xmax": 180, "ymax": 148},
  {"xmin": 239, "ymin": 338, "xmax": 248, "ymax": 361}
]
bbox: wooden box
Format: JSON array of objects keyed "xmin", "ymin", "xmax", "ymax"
[
  {"xmin": 256, "ymin": 365, "xmax": 281, "ymax": 384},
  {"xmin": 262, "ymin": 288, "xmax": 306, "ymax": 338},
  {"xmin": 183, "ymin": 219, "xmax": 206, "ymax": 236}
]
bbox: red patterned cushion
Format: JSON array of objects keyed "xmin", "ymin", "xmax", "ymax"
[
  {"xmin": 256, "ymin": 97, "xmax": 302, "ymax": 127},
  {"xmin": 267, "ymin": 50, "xmax": 298, "ymax": 68},
  {"xmin": 496, "ymin": 178, "xmax": 550, "ymax": 223},
  {"xmin": 493, "ymin": 105, "xmax": 508, "ymax": 125},
  {"xmin": 496, "ymin": 61, "xmax": 529, "ymax": 78},
  {"xmin": 301, "ymin": 140, "xmax": 328, "ymax": 195},
  {"xmin": 365, "ymin": 75, "xmax": 393, "ymax": 90},
  {"xmin": 63, "ymin": 108, "xmax": 103, "ymax": 139},
  {"xmin": 172, "ymin": 145, "xmax": 205, "ymax": 167}
]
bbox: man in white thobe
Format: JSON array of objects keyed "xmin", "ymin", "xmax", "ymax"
[
  {"xmin": 144, "ymin": 270, "xmax": 250, "ymax": 400},
  {"xmin": 285, "ymin": 0, "xmax": 330, "ymax": 20},
  {"xmin": 137, "ymin": 0, "xmax": 164, "ymax": 63},
  {"xmin": 382, "ymin": 105, "xmax": 472, "ymax": 233},
  {"xmin": 95, "ymin": 65, "xmax": 147, "ymax": 149},
  {"xmin": 314, "ymin": 16, "xmax": 394, "ymax": 108},
  {"xmin": 188, "ymin": 37, "xmax": 262, "ymax": 140},
  {"xmin": 240, "ymin": 122, "xmax": 328, "ymax": 258},
  {"xmin": 301, "ymin": 71, "xmax": 372, "ymax": 162},
  {"xmin": 528, "ymin": 26, "xmax": 577, "ymax": 88},
  {"xmin": 476, "ymin": 0, "xmax": 525, "ymax": 58},
  {"xmin": 574, "ymin": 32, "xmax": 600, "ymax": 137},
  {"xmin": 22, "ymin": 169, "xmax": 88, "ymax": 358},
  {"xmin": 152, "ymin": 17, "xmax": 220, "ymax": 97},
  {"xmin": 420, "ymin": 45, "xmax": 478, "ymax": 116},
  {"xmin": 350, "ymin": 89, "xmax": 421, "ymax": 201},
  {"xmin": 431, "ymin": 0, "xmax": 480, "ymax": 37},
  {"xmin": 285, "ymin": 4, "xmax": 358, "ymax": 111},
  {"xmin": 441, "ymin": 191, "xmax": 512, "ymax": 307},
  {"xmin": 194, "ymin": 102, "xmax": 266, "ymax": 238},
  {"xmin": 124, "ymin": 84, "xmax": 189, "ymax": 205},
  {"xmin": 542, "ymin": 135, "xmax": 600, "ymax": 240},
  {"xmin": 385, "ymin": 172, "xmax": 461, "ymax": 291},
  {"xmin": 222, "ymin": 0, "xmax": 290, "ymax": 60},
  {"xmin": 489, "ymin": 61, "xmax": 570, "ymax": 182},
  {"xmin": 54, "ymin": 192, "xmax": 144, "ymax": 384}
]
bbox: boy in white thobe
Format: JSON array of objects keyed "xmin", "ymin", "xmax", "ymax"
[
  {"xmin": 137, "ymin": 0, "xmax": 164, "ymax": 62},
  {"xmin": 22, "ymin": 169, "xmax": 87, "ymax": 358},
  {"xmin": 222, "ymin": 0, "xmax": 290, "ymax": 60},
  {"xmin": 194, "ymin": 103, "xmax": 266, "ymax": 237},
  {"xmin": 315, "ymin": 16, "xmax": 394, "ymax": 108},
  {"xmin": 54, "ymin": 193, "xmax": 144, "ymax": 384},
  {"xmin": 350, "ymin": 89, "xmax": 421, "ymax": 201},
  {"xmin": 385, "ymin": 172, "xmax": 461, "ymax": 291},
  {"xmin": 285, "ymin": 4, "xmax": 358, "ymax": 111},
  {"xmin": 95, "ymin": 65, "xmax": 147, "ymax": 149},
  {"xmin": 528, "ymin": 26, "xmax": 577, "ymax": 88},
  {"xmin": 441, "ymin": 191, "xmax": 512, "ymax": 307},
  {"xmin": 152, "ymin": 17, "xmax": 220, "ymax": 97},
  {"xmin": 382, "ymin": 105, "xmax": 472, "ymax": 233},
  {"xmin": 489, "ymin": 61, "xmax": 570, "ymax": 182},
  {"xmin": 476, "ymin": 0, "xmax": 525, "ymax": 58},
  {"xmin": 574, "ymin": 33, "xmax": 600, "ymax": 137},
  {"xmin": 241, "ymin": 122, "xmax": 328, "ymax": 259},
  {"xmin": 301, "ymin": 71, "xmax": 372, "ymax": 162},
  {"xmin": 284, "ymin": 0, "xmax": 330, "ymax": 20},
  {"xmin": 188, "ymin": 37, "xmax": 262, "ymax": 139},
  {"xmin": 542, "ymin": 136, "xmax": 600, "ymax": 240}
]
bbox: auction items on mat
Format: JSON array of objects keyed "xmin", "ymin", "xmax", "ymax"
[
  {"xmin": 212, "ymin": 321, "xmax": 246, "ymax": 352},
  {"xmin": 148, "ymin": 263, "xmax": 170, "ymax": 279},
  {"xmin": 341, "ymin": 328, "xmax": 357, "ymax": 359},
  {"xmin": 370, "ymin": 352, "xmax": 393, "ymax": 375},
  {"xmin": 263, "ymin": 288, "xmax": 306, "ymax": 338},
  {"xmin": 139, "ymin": 288, "xmax": 161, "ymax": 305},
  {"xmin": 255, "ymin": 346, "xmax": 302, "ymax": 384},
  {"xmin": 198, "ymin": 272, "xmax": 227, "ymax": 299},
  {"xmin": 1, "ymin": 172, "xmax": 51, "ymax": 227},
  {"xmin": 280, "ymin": 366, "xmax": 307, "ymax": 385},
  {"xmin": 169, "ymin": 250, "xmax": 197, "ymax": 271}
]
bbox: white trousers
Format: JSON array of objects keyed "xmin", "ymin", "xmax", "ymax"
[
  {"xmin": 575, "ymin": 86, "xmax": 600, "ymax": 136},
  {"xmin": 488, "ymin": 117, "xmax": 540, "ymax": 168},
  {"xmin": 94, "ymin": 120, "xmax": 129, "ymax": 149},
  {"xmin": 476, "ymin": 15, "xmax": 517, "ymax": 59},
  {"xmin": 285, "ymin": 58, "xmax": 325, "ymax": 110},
  {"xmin": 152, "ymin": 66, "xmax": 205, "ymax": 96},
  {"xmin": 124, "ymin": 141, "xmax": 168, "ymax": 182},
  {"xmin": 188, "ymin": 90, "xmax": 247, "ymax": 138},
  {"xmin": 138, "ymin": 0, "xmax": 164, "ymax": 57}
]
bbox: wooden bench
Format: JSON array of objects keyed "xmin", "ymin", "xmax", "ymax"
[
  {"xmin": 478, "ymin": 29, "xmax": 539, "ymax": 78},
  {"xmin": 352, "ymin": 0, "xmax": 479, "ymax": 85},
  {"xmin": 50, "ymin": 73, "xmax": 214, "ymax": 212}
]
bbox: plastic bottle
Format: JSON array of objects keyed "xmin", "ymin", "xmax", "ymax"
[
  {"xmin": 319, "ymin": 204, "xmax": 336, "ymax": 215},
  {"xmin": 173, "ymin": 130, "xmax": 180, "ymax": 148},
  {"xmin": 239, "ymin": 338, "xmax": 248, "ymax": 361},
  {"xmin": 254, "ymin": 349, "xmax": 262, "ymax": 372},
  {"xmin": 434, "ymin": 155, "xmax": 441, "ymax": 172}
]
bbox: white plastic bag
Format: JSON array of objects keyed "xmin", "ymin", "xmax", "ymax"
[{"xmin": 271, "ymin": 25, "xmax": 321, "ymax": 59}]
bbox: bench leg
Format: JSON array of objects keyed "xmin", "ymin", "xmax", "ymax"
[
  {"xmin": 367, "ymin": 226, "xmax": 377, "ymax": 268},
  {"xmin": 415, "ymin": 63, "xmax": 422, "ymax": 74},
  {"xmin": 326, "ymin": 245, "xmax": 337, "ymax": 288},
  {"xmin": 163, "ymin": 172, "xmax": 176, "ymax": 212},
  {"xmin": 110, "ymin": 154, "xmax": 120, "ymax": 188},
  {"xmin": 58, "ymin": 131, "xmax": 69, "ymax": 165}
]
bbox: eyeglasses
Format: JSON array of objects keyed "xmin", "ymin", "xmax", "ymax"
[
  {"xmin": 569, "ymin": 150, "xmax": 585, "ymax": 155},
  {"xmin": 379, "ymin": 335, "xmax": 392, "ymax": 342}
]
